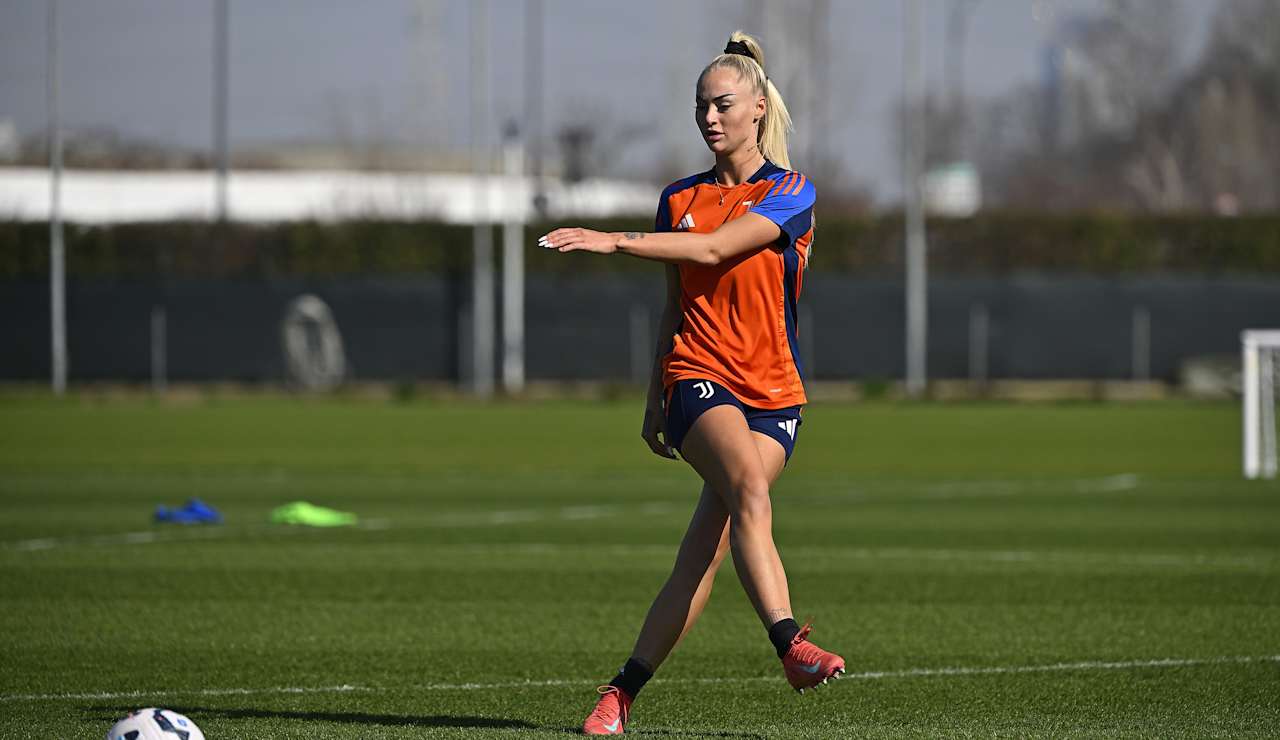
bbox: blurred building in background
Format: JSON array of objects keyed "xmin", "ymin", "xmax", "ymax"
[
  {"xmin": 0, "ymin": 0, "xmax": 1277, "ymax": 395},
  {"xmin": 0, "ymin": 168, "xmax": 655, "ymax": 224}
]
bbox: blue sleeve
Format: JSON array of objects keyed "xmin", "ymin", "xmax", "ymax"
[
  {"xmin": 749, "ymin": 174, "xmax": 815, "ymax": 248},
  {"xmin": 655, "ymin": 190, "xmax": 673, "ymax": 233}
]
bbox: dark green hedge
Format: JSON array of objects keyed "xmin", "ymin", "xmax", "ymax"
[
  {"xmin": 817, "ymin": 212, "xmax": 1280, "ymax": 274},
  {"xmin": 1, "ymin": 212, "xmax": 1278, "ymax": 277}
]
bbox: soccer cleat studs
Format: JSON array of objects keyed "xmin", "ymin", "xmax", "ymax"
[{"xmin": 781, "ymin": 622, "xmax": 846, "ymax": 693}]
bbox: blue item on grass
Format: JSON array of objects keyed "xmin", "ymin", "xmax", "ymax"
[{"xmin": 155, "ymin": 498, "xmax": 222, "ymax": 524}]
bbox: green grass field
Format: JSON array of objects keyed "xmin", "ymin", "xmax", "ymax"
[{"xmin": 1, "ymin": 395, "xmax": 1278, "ymax": 738}]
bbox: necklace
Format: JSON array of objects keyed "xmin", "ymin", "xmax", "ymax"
[{"xmin": 713, "ymin": 153, "xmax": 766, "ymax": 206}]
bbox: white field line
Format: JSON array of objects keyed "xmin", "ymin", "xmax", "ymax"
[
  {"xmin": 1076, "ymin": 473, "xmax": 1142, "ymax": 493},
  {"xmin": 0, "ymin": 503, "xmax": 676, "ymax": 553},
  {"xmin": 5, "ymin": 526, "xmax": 234, "ymax": 552},
  {"xmin": 5, "ymin": 532, "xmax": 1274, "ymax": 571},
  {"xmin": 423, "ymin": 543, "xmax": 1276, "ymax": 571},
  {"xmin": 0, "ymin": 471, "xmax": 1154, "ymax": 501},
  {"xmin": 0, "ymin": 472, "xmax": 1164, "ymax": 554},
  {"xmin": 918, "ymin": 474, "xmax": 1141, "ymax": 500},
  {"xmin": 0, "ymin": 470, "xmax": 694, "ymax": 490},
  {"xmin": 807, "ymin": 546, "xmax": 1273, "ymax": 570},
  {"xmin": 0, "ymin": 471, "xmax": 1146, "ymax": 553},
  {"xmin": 0, "ymin": 472, "xmax": 1166, "ymax": 548},
  {"xmin": 3, "ymin": 655, "xmax": 1277, "ymax": 704}
]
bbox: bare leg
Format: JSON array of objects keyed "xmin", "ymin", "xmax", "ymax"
[
  {"xmin": 746, "ymin": 431, "xmax": 791, "ymax": 624},
  {"xmin": 680, "ymin": 405, "xmax": 793, "ymax": 628},
  {"xmin": 629, "ymin": 432, "xmax": 788, "ymax": 669},
  {"xmin": 630, "ymin": 484, "xmax": 729, "ymax": 670}
]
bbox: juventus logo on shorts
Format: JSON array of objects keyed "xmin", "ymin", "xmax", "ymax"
[{"xmin": 693, "ymin": 381, "xmax": 714, "ymax": 399}]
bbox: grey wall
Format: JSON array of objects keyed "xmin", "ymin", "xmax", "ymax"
[
  {"xmin": 804, "ymin": 275, "xmax": 1280, "ymax": 380},
  {"xmin": 3, "ymin": 274, "xmax": 1278, "ymax": 383}
]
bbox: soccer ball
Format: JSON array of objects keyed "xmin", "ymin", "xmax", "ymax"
[{"xmin": 105, "ymin": 708, "xmax": 205, "ymax": 740}]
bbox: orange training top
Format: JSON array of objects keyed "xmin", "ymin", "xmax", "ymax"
[{"xmin": 659, "ymin": 160, "xmax": 814, "ymax": 409}]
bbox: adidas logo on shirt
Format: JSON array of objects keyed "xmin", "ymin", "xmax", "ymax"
[{"xmin": 676, "ymin": 213, "xmax": 696, "ymax": 230}]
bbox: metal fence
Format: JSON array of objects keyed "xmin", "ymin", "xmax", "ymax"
[{"xmin": 4, "ymin": 274, "xmax": 1277, "ymax": 386}]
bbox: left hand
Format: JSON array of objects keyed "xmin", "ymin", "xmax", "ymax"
[{"xmin": 538, "ymin": 228, "xmax": 617, "ymax": 254}]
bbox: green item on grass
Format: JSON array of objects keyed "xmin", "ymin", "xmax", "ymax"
[{"xmin": 269, "ymin": 501, "xmax": 358, "ymax": 527}]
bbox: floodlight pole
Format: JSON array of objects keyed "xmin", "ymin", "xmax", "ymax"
[
  {"xmin": 213, "ymin": 0, "xmax": 229, "ymax": 222},
  {"xmin": 525, "ymin": 0, "xmax": 545, "ymax": 218},
  {"xmin": 470, "ymin": 0, "xmax": 495, "ymax": 398},
  {"xmin": 48, "ymin": 0, "xmax": 67, "ymax": 395},
  {"xmin": 903, "ymin": 0, "xmax": 929, "ymax": 399},
  {"xmin": 501, "ymin": 122, "xmax": 525, "ymax": 394}
]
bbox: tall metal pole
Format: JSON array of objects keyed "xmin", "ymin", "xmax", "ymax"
[
  {"xmin": 470, "ymin": 0, "xmax": 494, "ymax": 398},
  {"xmin": 48, "ymin": 0, "xmax": 67, "ymax": 395},
  {"xmin": 525, "ymin": 0, "xmax": 545, "ymax": 217},
  {"xmin": 501, "ymin": 122, "xmax": 525, "ymax": 394},
  {"xmin": 213, "ymin": 0, "xmax": 229, "ymax": 222},
  {"xmin": 904, "ymin": 0, "xmax": 929, "ymax": 398}
]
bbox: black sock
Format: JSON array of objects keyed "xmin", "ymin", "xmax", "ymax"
[
  {"xmin": 608, "ymin": 657, "xmax": 654, "ymax": 700},
  {"xmin": 768, "ymin": 618, "xmax": 801, "ymax": 658}
]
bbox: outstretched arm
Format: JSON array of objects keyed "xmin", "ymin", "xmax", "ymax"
[{"xmin": 538, "ymin": 212, "xmax": 782, "ymax": 267}]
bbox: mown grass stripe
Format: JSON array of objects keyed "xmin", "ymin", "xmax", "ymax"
[{"xmin": 6, "ymin": 654, "xmax": 1276, "ymax": 704}]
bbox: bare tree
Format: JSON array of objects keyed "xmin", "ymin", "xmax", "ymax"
[
  {"xmin": 1209, "ymin": 0, "xmax": 1280, "ymax": 73},
  {"xmin": 966, "ymin": 0, "xmax": 1280, "ymax": 212}
]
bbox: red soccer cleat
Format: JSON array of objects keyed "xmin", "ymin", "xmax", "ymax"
[
  {"xmin": 583, "ymin": 685, "xmax": 632, "ymax": 735},
  {"xmin": 781, "ymin": 622, "xmax": 846, "ymax": 693}
]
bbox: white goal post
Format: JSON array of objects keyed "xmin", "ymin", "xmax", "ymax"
[{"xmin": 1242, "ymin": 330, "xmax": 1280, "ymax": 479}]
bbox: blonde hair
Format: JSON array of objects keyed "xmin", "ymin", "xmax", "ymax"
[{"xmin": 700, "ymin": 30, "xmax": 794, "ymax": 170}]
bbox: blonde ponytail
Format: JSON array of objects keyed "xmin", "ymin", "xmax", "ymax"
[
  {"xmin": 701, "ymin": 30, "xmax": 794, "ymax": 169},
  {"xmin": 760, "ymin": 76, "xmax": 793, "ymax": 170}
]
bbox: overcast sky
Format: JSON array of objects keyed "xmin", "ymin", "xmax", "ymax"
[{"xmin": 0, "ymin": 0, "xmax": 1215, "ymax": 202}]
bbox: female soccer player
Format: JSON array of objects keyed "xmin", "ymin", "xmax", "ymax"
[{"xmin": 539, "ymin": 30, "xmax": 845, "ymax": 736}]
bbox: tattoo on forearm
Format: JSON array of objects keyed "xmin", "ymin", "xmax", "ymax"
[{"xmin": 623, "ymin": 232, "xmax": 644, "ymax": 240}]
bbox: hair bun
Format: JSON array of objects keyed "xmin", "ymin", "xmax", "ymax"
[{"xmin": 723, "ymin": 39, "xmax": 756, "ymax": 62}]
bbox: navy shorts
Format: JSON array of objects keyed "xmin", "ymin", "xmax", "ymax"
[{"xmin": 664, "ymin": 378, "xmax": 803, "ymax": 462}]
